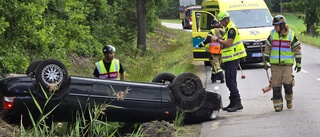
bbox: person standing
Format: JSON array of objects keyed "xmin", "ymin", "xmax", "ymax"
[
  {"xmin": 263, "ymin": 15, "xmax": 301, "ymax": 112},
  {"xmin": 211, "ymin": 11, "xmax": 247, "ymax": 112},
  {"xmin": 196, "ymin": 18, "xmax": 225, "ymax": 83},
  {"xmin": 93, "ymin": 45, "xmax": 125, "ymax": 81}
]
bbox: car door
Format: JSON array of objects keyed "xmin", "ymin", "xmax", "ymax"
[{"xmin": 192, "ymin": 10, "xmax": 216, "ymax": 62}]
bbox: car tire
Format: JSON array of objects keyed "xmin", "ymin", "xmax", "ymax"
[
  {"xmin": 35, "ymin": 59, "xmax": 69, "ymax": 98},
  {"xmin": 152, "ymin": 72, "xmax": 175, "ymax": 84},
  {"xmin": 182, "ymin": 21, "xmax": 186, "ymax": 29},
  {"xmin": 26, "ymin": 60, "xmax": 42, "ymax": 75},
  {"xmin": 170, "ymin": 72, "xmax": 206, "ymax": 111}
]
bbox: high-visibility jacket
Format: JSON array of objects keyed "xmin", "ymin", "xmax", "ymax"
[
  {"xmin": 209, "ymin": 29, "xmax": 222, "ymax": 54},
  {"xmin": 95, "ymin": 59, "xmax": 120, "ymax": 80},
  {"xmin": 269, "ymin": 29, "xmax": 295, "ymax": 65},
  {"xmin": 221, "ymin": 21, "xmax": 247, "ymax": 63}
]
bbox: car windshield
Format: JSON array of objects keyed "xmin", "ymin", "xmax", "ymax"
[{"xmin": 228, "ymin": 9, "xmax": 273, "ymax": 28}]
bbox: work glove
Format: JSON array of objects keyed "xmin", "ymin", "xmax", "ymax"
[
  {"xmin": 198, "ymin": 42, "xmax": 205, "ymax": 48},
  {"xmin": 295, "ymin": 58, "xmax": 301, "ymax": 73}
]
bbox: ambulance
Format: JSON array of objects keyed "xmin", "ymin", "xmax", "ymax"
[{"xmin": 192, "ymin": 0, "xmax": 273, "ymax": 65}]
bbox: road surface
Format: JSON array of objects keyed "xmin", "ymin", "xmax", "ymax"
[{"xmin": 162, "ymin": 22, "xmax": 320, "ymax": 137}]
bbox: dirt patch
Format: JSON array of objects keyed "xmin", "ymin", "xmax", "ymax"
[
  {"xmin": 140, "ymin": 120, "xmax": 176, "ymax": 137},
  {"xmin": 0, "ymin": 118, "xmax": 18, "ymax": 136}
]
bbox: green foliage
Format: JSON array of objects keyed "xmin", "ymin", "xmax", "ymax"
[
  {"xmin": 174, "ymin": 110, "xmax": 185, "ymax": 127},
  {"xmin": 0, "ymin": 0, "xmax": 164, "ymax": 75},
  {"xmin": 123, "ymin": 25, "xmax": 195, "ymax": 82},
  {"xmin": 156, "ymin": 0, "xmax": 203, "ymax": 19},
  {"xmin": 282, "ymin": 0, "xmax": 320, "ymax": 36}
]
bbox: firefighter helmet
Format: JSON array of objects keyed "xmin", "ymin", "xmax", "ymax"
[
  {"xmin": 217, "ymin": 11, "xmax": 230, "ymax": 21},
  {"xmin": 102, "ymin": 45, "xmax": 116, "ymax": 54},
  {"xmin": 272, "ymin": 15, "xmax": 286, "ymax": 25}
]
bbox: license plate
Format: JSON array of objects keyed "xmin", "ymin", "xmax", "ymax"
[{"xmin": 252, "ymin": 53, "xmax": 262, "ymax": 57}]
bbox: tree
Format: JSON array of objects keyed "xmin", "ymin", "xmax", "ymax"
[
  {"xmin": 283, "ymin": 0, "xmax": 320, "ymax": 36},
  {"xmin": 137, "ymin": 0, "xmax": 147, "ymax": 52}
]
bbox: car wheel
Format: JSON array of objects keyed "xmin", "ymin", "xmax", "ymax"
[
  {"xmin": 35, "ymin": 59, "xmax": 69, "ymax": 98},
  {"xmin": 152, "ymin": 72, "xmax": 175, "ymax": 85},
  {"xmin": 26, "ymin": 60, "xmax": 42, "ymax": 75},
  {"xmin": 170, "ymin": 72, "xmax": 206, "ymax": 111},
  {"xmin": 182, "ymin": 21, "xmax": 186, "ymax": 29}
]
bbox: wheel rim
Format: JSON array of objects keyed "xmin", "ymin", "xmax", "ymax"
[
  {"xmin": 41, "ymin": 64, "xmax": 63, "ymax": 85},
  {"xmin": 180, "ymin": 78, "xmax": 196, "ymax": 97}
]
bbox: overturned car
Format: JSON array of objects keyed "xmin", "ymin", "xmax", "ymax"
[{"xmin": 0, "ymin": 59, "xmax": 222, "ymax": 126}]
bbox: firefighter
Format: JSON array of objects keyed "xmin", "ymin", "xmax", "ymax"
[
  {"xmin": 196, "ymin": 18, "xmax": 225, "ymax": 83},
  {"xmin": 263, "ymin": 15, "xmax": 301, "ymax": 112},
  {"xmin": 93, "ymin": 45, "xmax": 125, "ymax": 81},
  {"xmin": 211, "ymin": 11, "xmax": 247, "ymax": 112}
]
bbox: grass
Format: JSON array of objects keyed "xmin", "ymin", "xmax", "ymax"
[{"xmin": 161, "ymin": 19, "xmax": 182, "ymax": 24}]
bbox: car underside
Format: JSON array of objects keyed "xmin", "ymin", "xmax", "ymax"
[{"xmin": 0, "ymin": 59, "xmax": 222, "ymax": 126}]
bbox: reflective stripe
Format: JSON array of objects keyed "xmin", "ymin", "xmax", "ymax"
[
  {"xmin": 271, "ymin": 47, "xmax": 291, "ymax": 51},
  {"xmin": 270, "ymin": 55, "xmax": 294, "ymax": 59},
  {"xmin": 97, "ymin": 62, "xmax": 102, "ymax": 73},
  {"xmin": 295, "ymin": 55, "xmax": 302, "ymax": 58},
  {"xmin": 95, "ymin": 59, "xmax": 120, "ymax": 80},
  {"xmin": 288, "ymin": 30, "xmax": 293, "ymax": 41},
  {"xmin": 269, "ymin": 29, "xmax": 295, "ymax": 65},
  {"xmin": 225, "ymin": 41, "xmax": 242, "ymax": 49},
  {"xmin": 271, "ymin": 29, "xmax": 275, "ymax": 40},
  {"xmin": 233, "ymin": 50, "xmax": 245, "ymax": 56},
  {"xmin": 221, "ymin": 21, "xmax": 246, "ymax": 63},
  {"xmin": 266, "ymin": 40, "xmax": 272, "ymax": 46},
  {"xmin": 222, "ymin": 55, "xmax": 232, "ymax": 59},
  {"xmin": 114, "ymin": 60, "xmax": 119, "ymax": 73}
]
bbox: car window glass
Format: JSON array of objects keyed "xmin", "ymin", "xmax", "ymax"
[{"xmin": 228, "ymin": 9, "xmax": 273, "ymax": 28}]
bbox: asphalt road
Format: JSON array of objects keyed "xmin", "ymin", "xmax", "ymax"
[{"xmin": 162, "ymin": 22, "xmax": 320, "ymax": 137}]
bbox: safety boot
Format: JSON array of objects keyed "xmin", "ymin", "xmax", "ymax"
[
  {"xmin": 211, "ymin": 73, "xmax": 217, "ymax": 83},
  {"xmin": 222, "ymin": 98, "xmax": 235, "ymax": 111},
  {"xmin": 285, "ymin": 93, "xmax": 293, "ymax": 109},
  {"xmin": 283, "ymin": 84, "xmax": 293, "ymax": 109},
  {"xmin": 217, "ymin": 71, "xmax": 225, "ymax": 83},
  {"xmin": 273, "ymin": 98, "xmax": 283, "ymax": 112},
  {"xmin": 227, "ymin": 99, "xmax": 243, "ymax": 112}
]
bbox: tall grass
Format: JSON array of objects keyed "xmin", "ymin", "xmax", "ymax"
[
  {"xmin": 123, "ymin": 25, "xmax": 196, "ymax": 82},
  {"xmin": 13, "ymin": 85, "xmax": 138, "ymax": 137}
]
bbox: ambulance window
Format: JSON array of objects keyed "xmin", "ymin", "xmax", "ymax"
[
  {"xmin": 195, "ymin": 12, "xmax": 214, "ymax": 32},
  {"xmin": 228, "ymin": 9, "xmax": 273, "ymax": 28}
]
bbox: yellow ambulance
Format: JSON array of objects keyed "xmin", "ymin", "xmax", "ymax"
[{"xmin": 192, "ymin": 0, "xmax": 273, "ymax": 65}]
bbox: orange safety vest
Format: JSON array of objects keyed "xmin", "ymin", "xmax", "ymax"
[{"xmin": 208, "ymin": 29, "xmax": 222, "ymax": 54}]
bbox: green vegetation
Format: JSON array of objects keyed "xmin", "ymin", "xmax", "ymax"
[
  {"xmin": 161, "ymin": 19, "xmax": 183, "ymax": 24},
  {"xmin": 1, "ymin": 24, "xmax": 199, "ymax": 136},
  {"xmin": 0, "ymin": 0, "xmax": 165, "ymax": 74}
]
